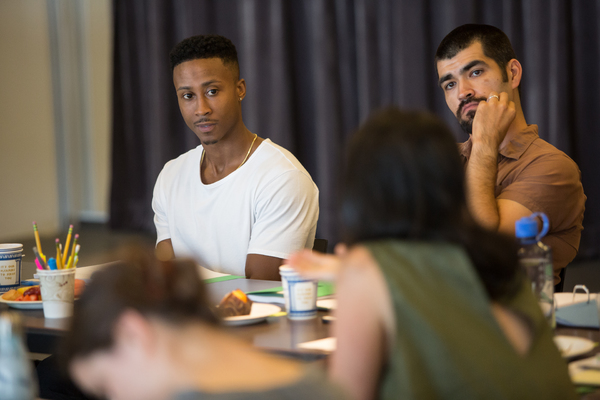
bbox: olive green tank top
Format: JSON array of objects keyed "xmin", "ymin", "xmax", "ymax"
[{"xmin": 364, "ymin": 240, "xmax": 576, "ymax": 400}]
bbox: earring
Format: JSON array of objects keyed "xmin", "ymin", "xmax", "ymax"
[{"xmin": 239, "ymin": 97, "xmax": 242, "ymax": 101}]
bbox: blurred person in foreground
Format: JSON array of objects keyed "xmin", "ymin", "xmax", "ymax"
[
  {"xmin": 435, "ymin": 24, "xmax": 585, "ymax": 285},
  {"xmin": 287, "ymin": 108, "xmax": 575, "ymax": 400},
  {"xmin": 60, "ymin": 249, "xmax": 347, "ymax": 400},
  {"xmin": 153, "ymin": 34, "xmax": 319, "ymax": 280}
]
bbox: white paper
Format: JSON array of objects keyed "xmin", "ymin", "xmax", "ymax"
[
  {"xmin": 197, "ymin": 265, "xmax": 231, "ymax": 280},
  {"xmin": 247, "ymin": 294, "xmax": 285, "ymax": 304},
  {"xmin": 298, "ymin": 337, "xmax": 337, "ymax": 352},
  {"xmin": 74, "ymin": 262, "xmax": 118, "ymax": 280}
]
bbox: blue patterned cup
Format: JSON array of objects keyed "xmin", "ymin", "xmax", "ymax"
[
  {"xmin": 0, "ymin": 244, "xmax": 23, "ymax": 293},
  {"xmin": 279, "ymin": 266, "xmax": 318, "ymax": 320}
]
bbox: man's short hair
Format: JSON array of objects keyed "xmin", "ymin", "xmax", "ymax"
[
  {"xmin": 435, "ymin": 24, "xmax": 517, "ymax": 82},
  {"xmin": 170, "ymin": 34, "xmax": 240, "ymax": 79}
]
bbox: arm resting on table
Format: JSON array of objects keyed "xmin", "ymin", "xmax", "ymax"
[{"xmin": 245, "ymin": 254, "xmax": 283, "ymax": 281}]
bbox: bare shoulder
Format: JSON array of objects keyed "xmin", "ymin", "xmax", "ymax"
[
  {"xmin": 338, "ymin": 245, "xmax": 396, "ymax": 339},
  {"xmin": 337, "ymin": 246, "xmax": 384, "ymax": 289}
]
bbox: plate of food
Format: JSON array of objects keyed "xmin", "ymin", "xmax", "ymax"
[
  {"xmin": 554, "ymin": 335, "xmax": 596, "ymax": 358},
  {"xmin": 217, "ymin": 289, "xmax": 282, "ymax": 326},
  {"xmin": 0, "ymin": 280, "xmax": 87, "ymax": 310},
  {"xmin": 0, "ymin": 286, "xmax": 43, "ymax": 309}
]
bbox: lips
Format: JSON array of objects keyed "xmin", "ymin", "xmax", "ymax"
[
  {"xmin": 194, "ymin": 121, "xmax": 217, "ymax": 133},
  {"xmin": 461, "ymin": 102, "xmax": 478, "ymax": 115}
]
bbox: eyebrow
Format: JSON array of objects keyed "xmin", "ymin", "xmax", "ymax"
[
  {"xmin": 176, "ymin": 80, "xmax": 222, "ymax": 91},
  {"xmin": 438, "ymin": 59, "xmax": 488, "ymax": 87}
]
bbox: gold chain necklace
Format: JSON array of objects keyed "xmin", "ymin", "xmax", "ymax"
[{"xmin": 201, "ymin": 133, "xmax": 258, "ymax": 171}]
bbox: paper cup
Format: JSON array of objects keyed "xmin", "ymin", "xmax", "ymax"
[
  {"xmin": 38, "ymin": 269, "xmax": 76, "ymax": 318},
  {"xmin": 279, "ymin": 266, "xmax": 318, "ymax": 320},
  {"xmin": 0, "ymin": 244, "xmax": 23, "ymax": 293}
]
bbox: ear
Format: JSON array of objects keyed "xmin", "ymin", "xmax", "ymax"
[
  {"xmin": 237, "ymin": 78, "xmax": 246, "ymax": 101},
  {"xmin": 507, "ymin": 59, "xmax": 522, "ymax": 90},
  {"xmin": 113, "ymin": 310, "xmax": 156, "ymax": 356}
]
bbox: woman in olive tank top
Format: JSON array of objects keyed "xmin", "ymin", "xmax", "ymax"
[{"xmin": 288, "ymin": 108, "xmax": 575, "ymax": 400}]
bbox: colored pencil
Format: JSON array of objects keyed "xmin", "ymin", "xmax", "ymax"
[
  {"xmin": 62, "ymin": 224, "xmax": 73, "ymax": 265},
  {"xmin": 32, "ymin": 222, "xmax": 46, "ymax": 263},
  {"xmin": 32, "ymin": 247, "xmax": 47, "ymax": 270}
]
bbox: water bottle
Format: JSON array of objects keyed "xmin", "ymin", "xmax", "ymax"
[
  {"xmin": 0, "ymin": 311, "xmax": 38, "ymax": 400},
  {"xmin": 515, "ymin": 212, "xmax": 554, "ymax": 327}
]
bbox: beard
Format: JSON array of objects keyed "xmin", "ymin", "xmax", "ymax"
[{"xmin": 456, "ymin": 97, "xmax": 486, "ymax": 134}]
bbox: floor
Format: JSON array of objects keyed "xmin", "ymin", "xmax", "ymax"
[{"xmin": 6, "ymin": 223, "xmax": 599, "ymax": 293}]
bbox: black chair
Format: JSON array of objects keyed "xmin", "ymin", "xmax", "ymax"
[
  {"xmin": 554, "ymin": 267, "xmax": 566, "ymax": 293},
  {"xmin": 312, "ymin": 238, "xmax": 328, "ymax": 253}
]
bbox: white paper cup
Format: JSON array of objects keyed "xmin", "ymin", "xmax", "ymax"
[
  {"xmin": 38, "ymin": 269, "xmax": 76, "ymax": 318},
  {"xmin": 279, "ymin": 266, "xmax": 318, "ymax": 320},
  {"xmin": 0, "ymin": 244, "xmax": 23, "ymax": 293}
]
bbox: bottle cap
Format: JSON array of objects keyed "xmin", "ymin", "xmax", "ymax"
[
  {"xmin": 515, "ymin": 212, "xmax": 550, "ymax": 241},
  {"xmin": 515, "ymin": 216, "xmax": 538, "ymax": 239}
]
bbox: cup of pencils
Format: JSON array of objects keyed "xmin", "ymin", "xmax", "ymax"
[{"xmin": 32, "ymin": 223, "xmax": 80, "ymax": 318}]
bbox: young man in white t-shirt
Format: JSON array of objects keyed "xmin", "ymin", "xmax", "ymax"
[{"xmin": 152, "ymin": 34, "xmax": 319, "ymax": 280}]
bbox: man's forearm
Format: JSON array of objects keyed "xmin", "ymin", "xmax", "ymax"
[{"xmin": 465, "ymin": 141, "xmax": 500, "ymax": 230}]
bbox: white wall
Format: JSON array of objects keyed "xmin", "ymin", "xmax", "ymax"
[
  {"xmin": 0, "ymin": 1, "xmax": 59, "ymax": 240},
  {"xmin": 0, "ymin": 0, "xmax": 112, "ymax": 241}
]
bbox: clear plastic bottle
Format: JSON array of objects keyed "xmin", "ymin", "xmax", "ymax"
[
  {"xmin": 0, "ymin": 311, "xmax": 38, "ymax": 400},
  {"xmin": 515, "ymin": 212, "xmax": 554, "ymax": 327}
]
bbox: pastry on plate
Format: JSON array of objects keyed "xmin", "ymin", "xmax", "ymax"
[{"xmin": 218, "ymin": 289, "xmax": 253, "ymax": 317}]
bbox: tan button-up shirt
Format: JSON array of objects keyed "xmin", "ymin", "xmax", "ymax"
[{"xmin": 459, "ymin": 125, "xmax": 586, "ymax": 283}]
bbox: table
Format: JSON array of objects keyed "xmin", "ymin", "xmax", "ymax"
[
  {"xmin": 3, "ymin": 263, "xmax": 599, "ymax": 363},
  {"xmin": 0, "ymin": 262, "xmax": 332, "ymax": 360}
]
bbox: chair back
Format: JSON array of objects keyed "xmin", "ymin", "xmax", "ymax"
[{"xmin": 312, "ymin": 238, "xmax": 328, "ymax": 253}]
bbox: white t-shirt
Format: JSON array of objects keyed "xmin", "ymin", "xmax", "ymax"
[{"xmin": 152, "ymin": 139, "xmax": 319, "ymax": 276}]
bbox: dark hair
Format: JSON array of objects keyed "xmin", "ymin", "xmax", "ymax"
[
  {"xmin": 170, "ymin": 34, "xmax": 240, "ymax": 78},
  {"xmin": 341, "ymin": 108, "xmax": 520, "ymax": 300},
  {"xmin": 61, "ymin": 246, "xmax": 218, "ymax": 366},
  {"xmin": 435, "ymin": 24, "xmax": 517, "ymax": 82}
]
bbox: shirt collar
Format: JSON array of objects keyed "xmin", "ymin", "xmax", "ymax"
[
  {"xmin": 458, "ymin": 124, "xmax": 539, "ymax": 161},
  {"xmin": 498, "ymin": 124, "xmax": 539, "ymax": 160}
]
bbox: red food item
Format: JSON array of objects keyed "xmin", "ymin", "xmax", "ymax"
[
  {"xmin": 23, "ymin": 286, "xmax": 40, "ymax": 297},
  {"xmin": 74, "ymin": 279, "xmax": 86, "ymax": 298},
  {"xmin": 22, "ymin": 286, "xmax": 41, "ymax": 301}
]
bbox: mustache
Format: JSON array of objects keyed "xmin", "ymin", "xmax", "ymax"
[
  {"xmin": 194, "ymin": 118, "xmax": 217, "ymax": 125},
  {"xmin": 457, "ymin": 97, "xmax": 487, "ymax": 117}
]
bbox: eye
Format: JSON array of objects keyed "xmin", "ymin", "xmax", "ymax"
[
  {"xmin": 444, "ymin": 82, "xmax": 455, "ymax": 91},
  {"xmin": 206, "ymin": 89, "xmax": 218, "ymax": 96},
  {"xmin": 182, "ymin": 93, "xmax": 193, "ymax": 100},
  {"xmin": 471, "ymin": 69, "xmax": 483, "ymax": 77}
]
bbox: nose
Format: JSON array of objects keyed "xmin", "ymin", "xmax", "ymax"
[
  {"xmin": 458, "ymin": 81, "xmax": 475, "ymax": 101},
  {"xmin": 195, "ymin": 96, "xmax": 211, "ymax": 116}
]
